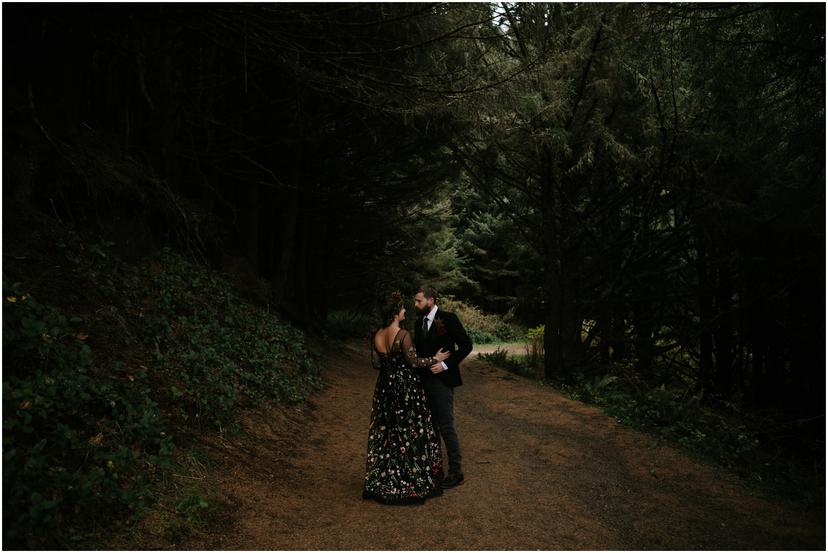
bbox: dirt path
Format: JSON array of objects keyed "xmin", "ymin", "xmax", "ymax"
[
  {"xmin": 472, "ymin": 342, "xmax": 528, "ymax": 356},
  {"xmin": 124, "ymin": 341, "xmax": 824, "ymax": 550}
]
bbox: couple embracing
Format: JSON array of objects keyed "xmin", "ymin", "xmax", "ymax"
[{"xmin": 362, "ymin": 285, "xmax": 473, "ymax": 505}]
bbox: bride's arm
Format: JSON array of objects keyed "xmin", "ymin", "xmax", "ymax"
[
  {"xmin": 371, "ymin": 334, "xmax": 381, "ymax": 369},
  {"xmin": 400, "ymin": 330, "xmax": 439, "ymax": 369},
  {"xmin": 371, "ymin": 347, "xmax": 381, "ymax": 370}
]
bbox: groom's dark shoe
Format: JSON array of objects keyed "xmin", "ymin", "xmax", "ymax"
[{"xmin": 442, "ymin": 472, "xmax": 464, "ymax": 488}]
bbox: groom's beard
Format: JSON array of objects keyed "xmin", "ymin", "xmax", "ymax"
[{"xmin": 414, "ymin": 306, "xmax": 431, "ymax": 317}]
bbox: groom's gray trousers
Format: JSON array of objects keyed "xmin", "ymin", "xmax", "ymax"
[{"xmin": 422, "ymin": 376, "xmax": 462, "ymax": 474}]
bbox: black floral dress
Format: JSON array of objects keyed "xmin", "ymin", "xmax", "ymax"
[{"xmin": 362, "ymin": 328, "xmax": 443, "ymax": 504}]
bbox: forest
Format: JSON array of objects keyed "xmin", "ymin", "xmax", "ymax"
[{"xmin": 2, "ymin": 2, "xmax": 825, "ymax": 548}]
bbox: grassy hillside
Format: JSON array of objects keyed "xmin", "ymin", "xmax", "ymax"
[{"xmin": 3, "ymin": 209, "xmax": 322, "ymax": 548}]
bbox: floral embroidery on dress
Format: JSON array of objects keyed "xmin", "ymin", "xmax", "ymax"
[{"xmin": 363, "ymin": 329, "xmax": 443, "ymax": 504}]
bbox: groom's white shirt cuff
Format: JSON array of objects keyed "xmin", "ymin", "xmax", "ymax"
[{"xmin": 426, "ymin": 305, "xmax": 449, "ymax": 371}]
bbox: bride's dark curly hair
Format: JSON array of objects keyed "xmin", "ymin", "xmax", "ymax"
[{"xmin": 379, "ymin": 291, "xmax": 405, "ymax": 327}]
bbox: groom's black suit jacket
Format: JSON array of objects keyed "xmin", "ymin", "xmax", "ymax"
[{"xmin": 414, "ymin": 308, "xmax": 473, "ymax": 388}]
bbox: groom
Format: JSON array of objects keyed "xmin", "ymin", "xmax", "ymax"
[{"xmin": 413, "ymin": 284, "xmax": 473, "ymax": 488}]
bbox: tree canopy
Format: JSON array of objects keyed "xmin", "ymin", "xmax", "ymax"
[{"xmin": 5, "ymin": 0, "xmax": 824, "ymax": 438}]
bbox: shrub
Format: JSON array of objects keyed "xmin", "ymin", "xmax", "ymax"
[
  {"xmin": 3, "ymin": 242, "xmax": 322, "ymax": 548},
  {"xmin": 3, "ymin": 285, "xmax": 171, "ymax": 548},
  {"xmin": 478, "ymin": 348, "xmax": 538, "ymax": 378},
  {"xmin": 439, "ymin": 297, "xmax": 523, "ymax": 343},
  {"xmin": 527, "ymin": 324, "xmax": 544, "ymax": 365},
  {"xmin": 130, "ymin": 248, "xmax": 324, "ymax": 429},
  {"xmin": 325, "ymin": 309, "xmax": 375, "ymax": 338}
]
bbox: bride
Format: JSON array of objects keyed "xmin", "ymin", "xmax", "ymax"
[{"xmin": 362, "ymin": 292, "xmax": 449, "ymax": 504}]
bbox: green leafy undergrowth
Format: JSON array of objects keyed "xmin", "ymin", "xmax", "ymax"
[
  {"xmin": 3, "ymin": 236, "xmax": 321, "ymax": 548},
  {"xmin": 132, "ymin": 248, "xmax": 323, "ymax": 430},
  {"xmin": 479, "ymin": 348, "xmax": 534, "ymax": 377},
  {"xmin": 439, "ymin": 297, "xmax": 524, "ymax": 344},
  {"xmin": 3, "ymin": 285, "xmax": 170, "ymax": 548},
  {"xmin": 325, "ymin": 309, "xmax": 375, "ymax": 339}
]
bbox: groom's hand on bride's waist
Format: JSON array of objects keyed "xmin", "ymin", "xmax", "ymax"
[{"xmin": 429, "ymin": 362, "xmax": 447, "ymax": 374}]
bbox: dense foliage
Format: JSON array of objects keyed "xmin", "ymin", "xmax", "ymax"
[{"xmin": 2, "ymin": 213, "xmax": 321, "ymax": 548}]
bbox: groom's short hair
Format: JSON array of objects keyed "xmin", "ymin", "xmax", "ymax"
[{"xmin": 418, "ymin": 284, "xmax": 438, "ymax": 301}]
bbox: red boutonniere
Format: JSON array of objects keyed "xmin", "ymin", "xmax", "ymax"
[{"xmin": 434, "ymin": 317, "xmax": 448, "ymax": 337}]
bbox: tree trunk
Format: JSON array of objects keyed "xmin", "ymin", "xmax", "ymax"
[
  {"xmin": 272, "ymin": 192, "xmax": 298, "ymax": 311},
  {"xmin": 243, "ymin": 183, "xmax": 260, "ymax": 273},
  {"xmin": 541, "ymin": 147, "xmax": 568, "ymax": 381},
  {"xmin": 713, "ymin": 262, "xmax": 734, "ymax": 400},
  {"xmin": 294, "ymin": 216, "xmax": 311, "ymax": 323},
  {"xmin": 543, "ymin": 276, "xmax": 566, "ymax": 381},
  {"xmin": 633, "ymin": 296, "xmax": 655, "ymax": 377},
  {"xmin": 610, "ymin": 314, "xmax": 627, "ymax": 361},
  {"xmin": 598, "ymin": 308, "xmax": 611, "ymax": 364},
  {"xmin": 697, "ymin": 235, "xmax": 715, "ymax": 400},
  {"xmin": 560, "ymin": 267, "xmax": 583, "ymax": 370},
  {"xmin": 272, "ymin": 140, "xmax": 302, "ymax": 311}
]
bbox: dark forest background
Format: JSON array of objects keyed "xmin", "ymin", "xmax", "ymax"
[{"xmin": 2, "ymin": 2, "xmax": 825, "ymax": 548}]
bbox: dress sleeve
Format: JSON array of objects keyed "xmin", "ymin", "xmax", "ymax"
[{"xmin": 399, "ymin": 329, "xmax": 438, "ymax": 369}]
